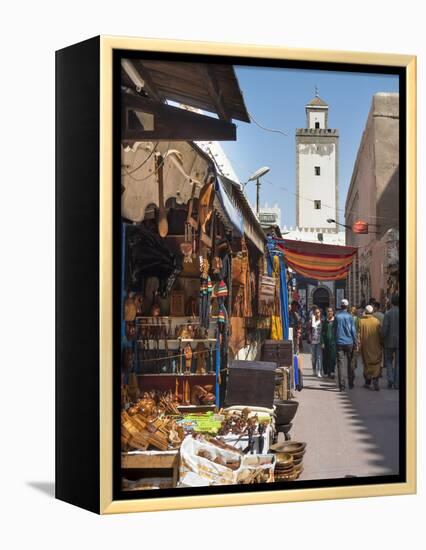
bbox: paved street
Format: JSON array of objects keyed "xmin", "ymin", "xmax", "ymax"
[{"xmin": 290, "ymin": 345, "xmax": 400, "ymax": 480}]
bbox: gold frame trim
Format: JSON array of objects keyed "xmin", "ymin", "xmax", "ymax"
[{"xmin": 99, "ymin": 36, "xmax": 416, "ymax": 514}]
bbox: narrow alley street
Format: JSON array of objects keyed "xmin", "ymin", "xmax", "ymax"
[{"xmin": 291, "ymin": 345, "xmax": 400, "ymax": 481}]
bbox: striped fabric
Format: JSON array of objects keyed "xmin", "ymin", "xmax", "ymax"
[{"xmin": 276, "ymin": 239, "xmax": 357, "ymax": 281}]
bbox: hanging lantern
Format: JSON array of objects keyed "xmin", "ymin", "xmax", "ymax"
[{"xmin": 352, "ymin": 220, "xmax": 368, "ymax": 234}]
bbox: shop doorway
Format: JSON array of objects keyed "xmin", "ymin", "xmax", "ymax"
[{"xmin": 312, "ymin": 287, "xmax": 330, "ymax": 315}]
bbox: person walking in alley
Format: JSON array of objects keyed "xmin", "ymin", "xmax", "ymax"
[
  {"xmin": 381, "ymin": 294, "xmax": 400, "ymax": 389},
  {"xmin": 373, "ymin": 301, "xmax": 384, "ymax": 324},
  {"xmin": 350, "ymin": 306, "xmax": 360, "ymax": 374},
  {"xmin": 308, "ymin": 308, "xmax": 323, "ymax": 377},
  {"xmin": 372, "ymin": 301, "xmax": 384, "ymax": 377},
  {"xmin": 359, "ymin": 305, "xmax": 383, "ymax": 391},
  {"xmin": 334, "ymin": 298, "xmax": 357, "ymax": 391},
  {"xmin": 321, "ymin": 307, "xmax": 336, "ymax": 378}
]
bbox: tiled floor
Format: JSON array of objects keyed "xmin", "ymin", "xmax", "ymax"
[{"xmin": 290, "ymin": 347, "xmax": 400, "ymax": 481}]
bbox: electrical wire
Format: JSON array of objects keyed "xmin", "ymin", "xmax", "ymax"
[
  {"xmin": 247, "ymin": 110, "xmax": 288, "ymax": 137},
  {"xmin": 121, "ymin": 144, "xmax": 171, "ymax": 182},
  {"xmin": 274, "ymin": 182, "xmax": 398, "ymax": 223},
  {"xmin": 223, "ymin": 151, "xmax": 399, "ymax": 223},
  {"xmin": 122, "ymin": 144, "xmax": 204, "ymax": 189},
  {"xmin": 122, "ymin": 141, "xmax": 159, "ymax": 175}
]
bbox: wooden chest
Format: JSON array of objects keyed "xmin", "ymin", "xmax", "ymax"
[
  {"xmin": 261, "ymin": 339, "xmax": 293, "ymax": 368},
  {"xmin": 225, "ymin": 360, "xmax": 277, "ymax": 409}
]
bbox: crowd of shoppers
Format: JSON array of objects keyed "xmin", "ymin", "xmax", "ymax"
[{"xmin": 303, "ymin": 295, "xmax": 399, "ymax": 392}]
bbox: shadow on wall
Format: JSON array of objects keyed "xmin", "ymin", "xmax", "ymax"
[{"xmin": 377, "ymin": 166, "xmax": 399, "ymax": 237}]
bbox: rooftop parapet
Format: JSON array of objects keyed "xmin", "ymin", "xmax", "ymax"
[{"xmin": 296, "ymin": 128, "xmax": 339, "ymax": 136}]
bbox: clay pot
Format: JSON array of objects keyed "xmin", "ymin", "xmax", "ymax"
[
  {"xmin": 274, "ymin": 400, "xmax": 299, "ymax": 425},
  {"xmin": 275, "ymin": 422, "xmax": 293, "ymax": 433}
]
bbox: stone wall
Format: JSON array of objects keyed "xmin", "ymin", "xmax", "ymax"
[{"xmin": 345, "ymin": 93, "xmax": 399, "ymax": 307}]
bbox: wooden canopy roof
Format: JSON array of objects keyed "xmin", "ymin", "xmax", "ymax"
[{"xmin": 121, "ymin": 59, "xmax": 250, "ymax": 123}]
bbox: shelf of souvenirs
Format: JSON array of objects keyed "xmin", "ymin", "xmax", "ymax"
[
  {"xmin": 134, "ymin": 316, "xmax": 219, "ymax": 322},
  {"xmin": 136, "ymin": 372, "xmax": 216, "ymax": 377},
  {"xmin": 177, "ymin": 404, "xmax": 215, "ymax": 411},
  {"xmin": 135, "ymin": 316, "xmax": 201, "ymax": 320},
  {"xmin": 135, "ymin": 338, "xmax": 216, "ymax": 344}
]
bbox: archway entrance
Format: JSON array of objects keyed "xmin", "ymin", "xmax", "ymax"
[{"xmin": 312, "ymin": 287, "xmax": 330, "ymax": 314}]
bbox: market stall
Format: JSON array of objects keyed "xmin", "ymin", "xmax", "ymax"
[
  {"xmin": 119, "ymin": 58, "xmax": 306, "ymax": 490},
  {"xmin": 119, "ymin": 156, "xmax": 307, "ymax": 487}
]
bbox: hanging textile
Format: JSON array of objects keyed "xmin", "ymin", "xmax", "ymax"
[
  {"xmin": 293, "ymin": 354, "xmax": 303, "ymax": 391},
  {"xmin": 279, "ymin": 256, "xmax": 289, "ymax": 340},
  {"xmin": 215, "ymin": 331, "xmax": 221, "ymax": 406},
  {"xmin": 270, "ymin": 256, "xmax": 283, "ymax": 340},
  {"xmin": 216, "ymin": 253, "xmax": 231, "ymax": 388},
  {"xmin": 199, "ymin": 257, "xmax": 213, "ymax": 329},
  {"xmin": 276, "ymin": 239, "xmax": 357, "ymax": 281},
  {"xmin": 266, "ymin": 237, "xmax": 290, "ymax": 340},
  {"xmin": 231, "ymin": 238, "xmax": 252, "ymax": 318},
  {"xmin": 270, "ymin": 316, "xmax": 282, "ymax": 340},
  {"xmin": 229, "ymin": 316, "xmax": 246, "ymax": 356}
]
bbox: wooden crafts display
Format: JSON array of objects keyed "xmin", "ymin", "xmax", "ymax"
[
  {"xmin": 184, "ymin": 343, "xmax": 193, "ymax": 374},
  {"xmin": 195, "ymin": 342, "xmax": 207, "ymax": 374},
  {"xmin": 170, "ymin": 290, "xmax": 185, "ymax": 316}
]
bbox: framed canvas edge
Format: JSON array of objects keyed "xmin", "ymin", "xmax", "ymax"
[
  {"xmin": 98, "ymin": 36, "xmax": 417, "ymax": 515},
  {"xmin": 101, "ymin": 481, "xmax": 415, "ymax": 515}
]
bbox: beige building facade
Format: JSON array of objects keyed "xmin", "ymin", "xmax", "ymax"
[{"xmin": 345, "ymin": 93, "xmax": 399, "ymax": 307}]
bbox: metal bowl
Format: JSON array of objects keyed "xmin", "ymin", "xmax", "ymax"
[
  {"xmin": 270, "ymin": 441, "xmax": 306, "ymax": 454},
  {"xmin": 291, "ymin": 450, "xmax": 306, "ymax": 461},
  {"xmin": 273, "ymin": 452, "xmax": 294, "ymax": 466},
  {"xmin": 275, "ymin": 470, "xmax": 299, "ymax": 481}
]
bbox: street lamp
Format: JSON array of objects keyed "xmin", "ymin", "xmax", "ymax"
[
  {"xmin": 327, "ymin": 218, "xmax": 371, "ymax": 234},
  {"xmin": 245, "ymin": 166, "xmax": 270, "ymax": 214},
  {"xmin": 326, "ymin": 218, "xmax": 351, "ymax": 230}
]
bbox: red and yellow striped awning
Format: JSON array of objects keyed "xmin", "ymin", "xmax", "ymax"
[{"xmin": 276, "ymin": 239, "xmax": 357, "ymax": 281}]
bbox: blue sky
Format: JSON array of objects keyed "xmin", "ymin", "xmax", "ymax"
[{"xmin": 221, "ymin": 66, "xmax": 399, "ymax": 227}]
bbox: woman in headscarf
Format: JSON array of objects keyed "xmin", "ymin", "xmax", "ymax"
[{"xmin": 358, "ymin": 304, "xmax": 383, "ymax": 391}]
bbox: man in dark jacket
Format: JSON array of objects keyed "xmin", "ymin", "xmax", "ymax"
[
  {"xmin": 334, "ymin": 298, "xmax": 357, "ymax": 391},
  {"xmin": 381, "ymin": 294, "xmax": 399, "ymax": 389}
]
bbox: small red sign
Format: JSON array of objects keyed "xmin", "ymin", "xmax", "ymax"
[{"xmin": 352, "ymin": 220, "xmax": 368, "ymax": 234}]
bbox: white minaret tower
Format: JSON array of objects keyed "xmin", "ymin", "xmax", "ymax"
[{"xmin": 295, "ymin": 90, "xmax": 339, "ymax": 231}]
